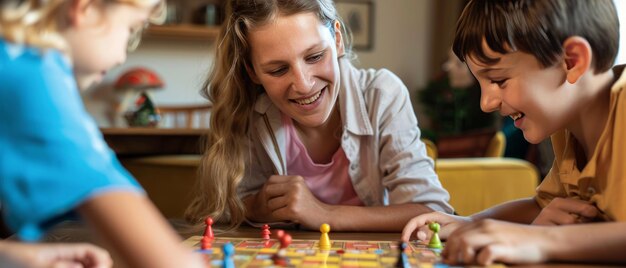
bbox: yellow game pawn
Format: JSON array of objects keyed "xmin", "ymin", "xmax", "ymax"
[
  {"xmin": 428, "ymin": 222, "xmax": 443, "ymax": 249},
  {"xmin": 319, "ymin": 223, "xmax": 331, "ymax": 250}
]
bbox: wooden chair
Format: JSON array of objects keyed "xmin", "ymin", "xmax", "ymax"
[{"xmin": 157, "ymin": 104, "xmax": 212, "ymax": 128}]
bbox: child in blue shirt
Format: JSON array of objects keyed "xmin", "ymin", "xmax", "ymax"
[{"xmin": 0, "ymin": 0, "xmax": 203, "ymax": 267}]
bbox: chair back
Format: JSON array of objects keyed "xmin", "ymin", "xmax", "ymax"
[
  {"xmin": 158, "ymin": 104, "xmax": 212, "ymax": 128},
  {"xmin": 485, "ymin": 131, "xmax": 506, "ymax": 157}
]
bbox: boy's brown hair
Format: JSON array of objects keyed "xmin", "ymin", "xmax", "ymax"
[{"xmin": 453, "ymin": 0, "xmax": 619, "ymax": 73}]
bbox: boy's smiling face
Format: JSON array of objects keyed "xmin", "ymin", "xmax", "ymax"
[{"xmin": 466, "ymin": 40, "xmax": 581, "ymax": 144}]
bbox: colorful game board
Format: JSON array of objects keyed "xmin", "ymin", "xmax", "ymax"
[{"xmin": 184, "ymin": 236, "xmax": 505, "ymax": 268}]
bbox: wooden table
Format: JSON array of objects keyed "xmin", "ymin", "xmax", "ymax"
[{"xmin": 101, "ymin": 127, "xmax": 207, "ymax": 156}]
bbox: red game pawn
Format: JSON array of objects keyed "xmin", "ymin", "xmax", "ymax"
[
  {"xmin": 273, "ymin": 232, "xmax": 291, "ymax": 267},
  {"xmin": 261, "ymin": 224, "xmax": 271, "ymax": 240},
  {"xmin": 203, "ymin": 217, "xmax": 214, "ymax": 239},
  {"xmin": 279, "ymin": 233, "xmax": 292, "ymax": 249},
  {"xmin": 200, "ymin": 235, "xmax": 212, "ymax": 250}
]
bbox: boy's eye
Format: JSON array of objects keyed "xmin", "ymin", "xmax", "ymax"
[{"xmin": 491, "ymin": 79, "xmax": 508, "ymax": 87}]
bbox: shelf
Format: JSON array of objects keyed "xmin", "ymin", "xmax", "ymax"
[{"xmin": 144, "ymin": 24, "xmax": 221, "ymax": 41}]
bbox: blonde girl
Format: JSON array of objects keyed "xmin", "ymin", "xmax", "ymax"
[{"xmin": 186, "ymin": 0, "xmax": 452, "ymax": 231}]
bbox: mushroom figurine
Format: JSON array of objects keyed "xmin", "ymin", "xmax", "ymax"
[{"xmin": 114, "ymin": 67, "xmax": 163, "ymax": 127}]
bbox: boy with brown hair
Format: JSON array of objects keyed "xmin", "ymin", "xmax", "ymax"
[{"xmin": 403, "ymin": 0, "xmax": 626, "ymax": 265}]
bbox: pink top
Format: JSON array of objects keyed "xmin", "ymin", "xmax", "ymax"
[{"xmin": 283, "ymin": 115, "xmax": 364, "ymax": 206}]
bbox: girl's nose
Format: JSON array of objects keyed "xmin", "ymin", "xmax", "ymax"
[{"xmin": 291, "ymin": 64, "xmax": 314, "ymax": 93}]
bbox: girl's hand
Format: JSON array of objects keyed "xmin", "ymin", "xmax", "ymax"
[
  {"xmin": 531, "ymin": 197, "xmax": 600, "ymax": 225},
  {"xmin": 401, "ymin": 211, "xmax": 470, "ymax": 242},
  {"xmin": 260, "ymin": 175, "xmax": 330, "ymax": 229},
  {"xmin": 442, "ymin": 219, "xmax": 551, "ymax": 266},
  {"xmin": 0, "ymin": 241, "xmax": 112, "ymax": 268}
]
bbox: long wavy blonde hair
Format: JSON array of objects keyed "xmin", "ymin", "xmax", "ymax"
[
  {"xmin": 186, "ymin": 0, "xmax": 353, "ymax": 230},
  {"xmin": 0, "ymin": 0, "xmax": 164, "ymax": 51}
]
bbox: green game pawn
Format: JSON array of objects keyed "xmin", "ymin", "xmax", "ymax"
[{"xmin": 427, "ymin": 222, "xmax": 443, "ymax": 249}]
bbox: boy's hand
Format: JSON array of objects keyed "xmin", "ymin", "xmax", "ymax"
[
  {"xmin": 532, "ymin": 197, "xmax": 599, "ymax": 225},
  {"xmin": 401, "ymin": 211, "xmax": 470, "ymax": 242},
  {"xmin": 258, "ymin": 175, "xmax": 330, "ymax": 229},
  {"xmin": 0, "ymin": 241, "xmax": 112, "ymax": 268},
  {"xmin": 442, "ymin": 219, "xmax": 550, "ymax": 266}
]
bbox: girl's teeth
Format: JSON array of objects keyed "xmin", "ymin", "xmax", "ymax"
[{"xmin": 295, "ymin": 90, "xmax": 322, "ymax": 105}]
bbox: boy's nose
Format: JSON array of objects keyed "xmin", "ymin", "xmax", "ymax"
[{"xmin": 480, "ymin": 86, "xmax": 501, "ymax": 113}]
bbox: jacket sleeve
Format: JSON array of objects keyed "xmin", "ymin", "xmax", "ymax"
[{"xmin": 369, "ymin": 70, "xmax": 453, "ymax": 213}]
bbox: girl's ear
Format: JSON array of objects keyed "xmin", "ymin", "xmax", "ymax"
[
  {"xmin": 245, "ymin": 62, "xmax": 261, "ymax": 84},
  {"xmin": 67, "ymin": 0, "xmax": 93, "ymax": 26},
  {"xmin": 333, "ymin": 20, "xmax": 345, "ymax": 56},
  {"xmin": 562, "ymin": 36, "xmax": 592, "ymax": 84}
]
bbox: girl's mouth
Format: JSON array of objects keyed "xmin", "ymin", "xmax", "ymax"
[{"xmin": 291, "ymin": 86, "xmax": 326, "ymax": 106}]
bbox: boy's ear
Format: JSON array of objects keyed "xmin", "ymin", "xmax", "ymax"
[
  {"xmin": 67, "ymin": 0, "xmax": 93, "ymax": 26},
  {"xmin": 333, "ymin": 20, "xmax": 345, "ymax": 56},
  {"xmin": 562, "ymin": 36, "xmax": 592, "ymax": 84}
]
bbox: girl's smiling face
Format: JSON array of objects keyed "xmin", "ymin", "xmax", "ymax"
[{"xmin": 247, "ymin": 12, "xmax": 344, "ymax": 129}]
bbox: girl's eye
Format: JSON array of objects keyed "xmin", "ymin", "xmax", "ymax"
[
  {"xmin": 307, "ymin": 52, "xmax": 324, "ymax": 62},
  {"xmin": 268, "ymin": 67, "xmax": 287, "ymax": 76}
]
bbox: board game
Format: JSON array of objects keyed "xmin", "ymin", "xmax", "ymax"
[{"xmin": 184, "ymin": 235, "xmax": 503, "ymax": 268}]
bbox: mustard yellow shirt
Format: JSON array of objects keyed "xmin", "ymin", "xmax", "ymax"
[{"xmin": 536, "ymin": 65, "xmax": 626, "ymax": 221}]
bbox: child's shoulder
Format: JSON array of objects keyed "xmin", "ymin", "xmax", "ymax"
[
  {"xmin": 1, "ymin": 39, "xmax": 72, "ymax": 89},
  {"xmin": 1, "ymin": 39, "xmax": 70, "ymax": 76}
]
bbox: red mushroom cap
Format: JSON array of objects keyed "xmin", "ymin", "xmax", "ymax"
[{"xmin": 114, "ymin": 67, "xmax": 164, "ymax": 90}]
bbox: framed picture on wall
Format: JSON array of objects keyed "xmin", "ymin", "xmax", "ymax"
[{"xmin": 335, "ymin": 0, "xmax": 374, "ymax": 51}]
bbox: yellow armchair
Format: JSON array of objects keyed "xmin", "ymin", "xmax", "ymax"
[
  {"xmin": 423, "ymin": 136, "xmax": 538, "ymax": 216},
  {"xmin": 436, "ymin": 158, "xmax": 538, "ymax": 215}
]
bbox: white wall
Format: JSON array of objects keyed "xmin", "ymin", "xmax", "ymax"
[
  {"xmin": 352, "ymin": 0, "xmax": 433, "ymax": 94},
  {"xmin": 102, "ymin": 40, "xmax": 215, "ymax": 106},
  {"xmin": 615, "ymin": 0, "xmax": 626, "ymax": 65}
]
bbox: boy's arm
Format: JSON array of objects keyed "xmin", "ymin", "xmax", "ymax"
[
  {"xmin": 547, "ymin": 222, "xmax": 626, "ymax": 263},
  {"xmin": 78, "ymin": 191, "xmax": 203, "ymax": 268},
  {"xmin": 470, "ymin": 197, "xmax": 542, "ymax": 223}
]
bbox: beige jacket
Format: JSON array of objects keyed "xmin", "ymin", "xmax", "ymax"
[{"xmin": 238, "ymin": 57, "xmax": 452, "ymax": 213}]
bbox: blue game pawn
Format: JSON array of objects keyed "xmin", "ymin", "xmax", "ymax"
[
  {"xmin": 222, "ymin": 242, "xmax": 235, "ymax": 268},
  {"xmin": 395, "ymin": 241, "xmax": 410, "ymax": 268}
]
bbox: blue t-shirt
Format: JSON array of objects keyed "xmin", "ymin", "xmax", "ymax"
[{"xmin": 0, "ymin": 39, "xmax": 143, "ymax": 241}]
